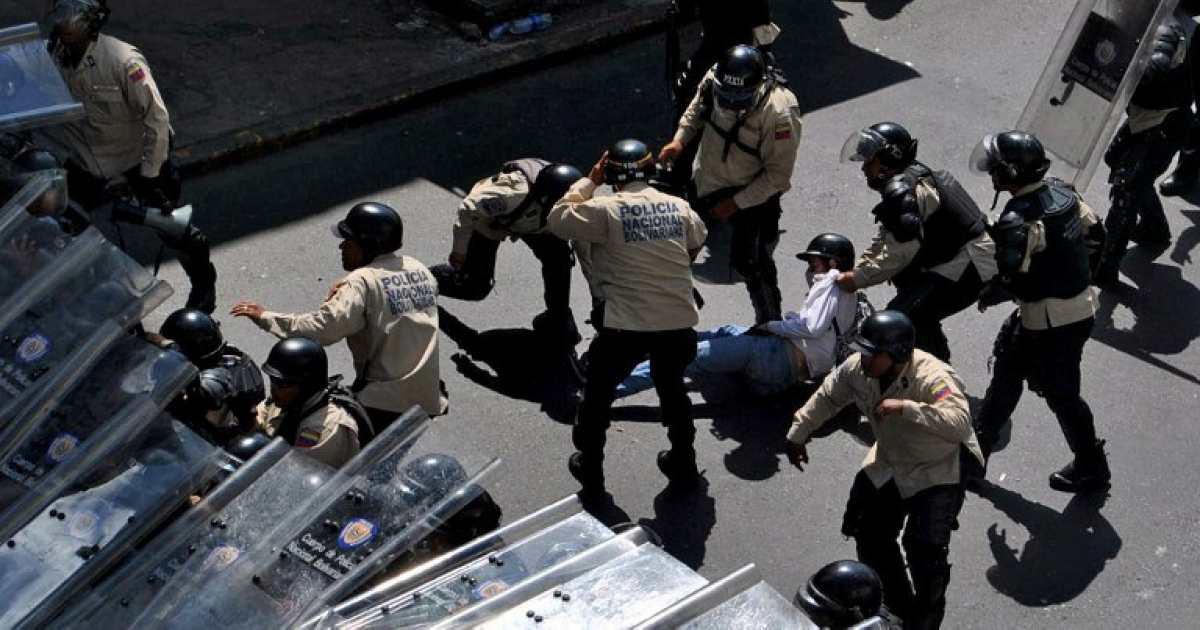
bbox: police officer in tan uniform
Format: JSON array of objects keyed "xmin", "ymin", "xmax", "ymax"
[
  {"xmin": 545, "ymin": 139, "xmax": 707, "ymax": 493},
  {"xmin": 36, "ymin": 0, "xmax": 217, "ymax": 313},
  {"xmin": 786, "ymin": 311, "xmax": 982, "ymax": 630},
  {"xmin": 232, "ymin": 202, "xmax": 446, "ymax": 432},
  {"xmin": 660, "ymin": 44, "xmax": 801, "ymax": 324},
  {"xmin": 837, "ymin": 122, "xmax": 997, "ymax": 362},
  {"xmin": 430, "ymin": 159, "xmax": 583, "ymax": 341},
  {"xmin": 255, "ymin": 337, "xmax": 361, "ymax": 469}
]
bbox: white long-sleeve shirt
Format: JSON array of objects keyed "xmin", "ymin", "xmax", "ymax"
[{"xmin": 765, "ymin": 270, "xmax": 858, "ymax": 377}]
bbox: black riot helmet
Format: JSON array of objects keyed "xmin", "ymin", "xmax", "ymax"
[
  {"xmin": 529, "ymin": 163, "xmax": 582, "ymax": 208},
  {"xmin": 713, "ymin": 45, "xmax": 767, "ymax": 113},
  {"xmin": 225, "ymin": 433, "xmax": 272, "ymax": 462},
  {"xmin": 969, "ymin": 131, "xmax": 1051, "ymax": 189},
  {"xmin": 840, "ymin": 122, "xmax": 918, "ymax": 169},
  {"xmin": 159, "ymin": 308, "xmax": 226, "ymax": 363},
  {"xmin": 794, "ymin": 560, "xmax": 883, "ymax": 629},
  {"xmin": 849, "ymin": 310, "xmax": 916, "ymax": 363},
  {"xmin": 797, "ymin": 233, "xmax": 855, "ymax": 270},
  {"xmin": 604, "ymin": 139, "xmax": 655, "ymax": 186},
  {"xmin": 332, "ymin": 202, "xmax": 404, "ymax": 258},
  {"xmin": 261, "ymin": 337, "xmax": 328, "ymax": 388},
  {"xmin": 48, "ymin": 0, "xmax": 110, "ymax": 38},
  {"xmin": 397, "ymin": 453, "xmax": 469, "ymax": 507}
]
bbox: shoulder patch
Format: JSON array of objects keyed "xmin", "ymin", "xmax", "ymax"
[
  {"xmin": 931, "ymin": 381, "xmax": 953, "ymax": 403},
  {"xmin": 774, "ymin": 122, "xmax": 793, "ymax": 141},
  {"xmin": 124, "ymin": 59, "xmax": 146, "ymax": 83},
  {"xmin": 295, "ymin": 428, "xmax": 322, "ymax": 448}
]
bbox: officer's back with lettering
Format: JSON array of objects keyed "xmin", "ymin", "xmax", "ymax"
[{"xmin": 547, "ymin": 179, "xmax": 706, "ymax": 331}]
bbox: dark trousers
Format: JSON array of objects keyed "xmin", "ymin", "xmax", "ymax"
[
  {"xmin": 844, "ymin": 472, "xmax": 965, "ymax": 630},
  {"xmin": 974, "ymin": 314, "xmax": 1098, "ymax": 460},
  {"xmin": 888, "ymin": 262, "xmax": 984, "ymax": 363},
  {"xmin": 431, "ymin": 231, "xmax": 574, "ymax": 316},
  {"xmin": 65, "ymin": 160, "xmax": 217, "ymax": 313},
  {"xmin": 1101, "ymin": 111, "xmax": 1189, "ymax": 271},
  {"xmin": 727, "ymin": 195, "xmax": 783, "ymax": 324},
  {"xmin": 573, "ymin": 327, "xmax": 698, "ymax": 468}
]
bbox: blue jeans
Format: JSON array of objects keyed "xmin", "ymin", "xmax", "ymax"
[{"xmin": 616, "ymin": 325, "xmax": 797, "ymax": 398}]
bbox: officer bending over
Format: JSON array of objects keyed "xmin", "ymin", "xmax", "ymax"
[
  {"xmin": 785, "ymin": 311, "xmax": 982, "ymax": 629},
  {"xmin": 255, "ymin": 337, "xmax": 368, "ymax": 468},
  {"xmin": 545, "ymin": 139, "xmax": 707, "ymax": 493},
  {"xmin": 969, "ymin": 131, "xmax": 1110, "ymax": 493},
  {"xmin": 232, "ymin": 202, "xmax": 446, "ymax": 433},
  {"xmin": 616, "ymin": 233, "xmax": 865, "ymax": 399},
  {"xmin": 154, "ymin": 308, "xmax": 264, "ymax": 446},
  {"xmin": 837, "ymin": 122, "xmax": 996, "ymax": 362},
  {"xmin": 661, "ymin": 44, "xmax": 801, "ymax": 324},
  {"xmin": 430, "ymin": 159, "xmax": 583, "ymax": 342}
]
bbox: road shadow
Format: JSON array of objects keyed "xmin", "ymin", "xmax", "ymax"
[
  {"xmin": 1169, "ymin": 208, "xmax": 1200, "ymax": 266},
  {"xmin": 437, "ymin": 306, "xmax": 583, "ymax": 424},
  {"xmin": 1094, "ymin": 248, "xmax": 1200, "ymax": 386},
  {"xmin": 838, "ymin": 0, "xmax": 921, "ymax": 20},
  {"xmin": 637, "ymin": 479, "xmax": 717, "ymax": 569},
  {"xmin": 974, "ymin": 483, "xmax": 1120, "ymax": 606},
  {"xmin": 612, "ymin": 376, "xmax": 871, "ymax": 482}
]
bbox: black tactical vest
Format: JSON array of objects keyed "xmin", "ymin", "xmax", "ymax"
[
  {"xmin": 904, "ymin": 163, "xmax": 987, "ymax": 270},
  {"xmin": 1005, "ymin": 184, "xmax": 1091, "ymax": 302}
]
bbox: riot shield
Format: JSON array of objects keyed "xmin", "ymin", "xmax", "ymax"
[
  {"xmin": 634, "ymin": 564, "xmax": 817, "ymax": 630},
  {"xmin": 139, "ymin": 411, "xmax": 501, "ymax": 629},
  {"xmin": 0, "ymin": 239, "xmax": 172, "ymax": 423},
  {"xmin": 432, "ymin": 542, "xmax": 709, "ymax": 629},
  {"xmin": 1017, "ymin": 0, "xmax": 1181, "ymax": 190},
  {"xmin": 0, "ymin": 334, "xmax": 196, "ymax": 534},
  {"xmin": 0, "ymin": 23, "xmax": 85, "ymax": 133},
  {"xmin": 323, "ymin": 496, "xmax": 616, "ymax": 628},
  {"xmin": 62, "ymin": 410, "xmax": 431, "ymax": 629},
  {"xmin": 0, "ymin": 416, "xmax": 225, "ymax": 628}
]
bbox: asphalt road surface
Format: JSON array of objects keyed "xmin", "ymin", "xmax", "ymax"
[{"xmin": 123, "ymin": 1, "xmax": 1200, "ymax": 626}]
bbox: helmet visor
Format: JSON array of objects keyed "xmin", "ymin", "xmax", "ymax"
[
  {"xmin": 968, "ymin": 135, "xmax": 1000, "ymax": 175},
  {"xmin": 848, "ymin": 335, "xmax": 879, "ymax": 357},
  {"xmin": 713, "ymin": 82, "xmax": 757, "ymax": 112},
  {"xmin": 840, "ymin": 128, "xmax": 888, "ymax": 163},
  {"xmin": 49, "ymin": 0, "xmax": 97, "ymax": 30}
]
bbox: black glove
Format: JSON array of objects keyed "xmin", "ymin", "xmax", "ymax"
[
  {"xmin": 129, "ymin": 172, "xmax": 177, "ymax": 213},
  {"xmin": 977, "ymin": 278, "xmax": 1016, "ymax": 310}
]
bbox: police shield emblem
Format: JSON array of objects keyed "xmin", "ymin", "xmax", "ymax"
[
  {"xmin": 16, "ymin": 334, "xmax": 50, "ymax": 364},
  {"xmin": 46, "ymin": 433, "xmax": 77, "ymax": 463},
  {"xmin": 338, "ymin": 518, "xmax": 377, "ymax": 549}
]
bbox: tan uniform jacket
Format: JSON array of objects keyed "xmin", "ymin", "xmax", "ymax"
[
  {"xmin": 787, "ymin": 350, "xmax": 984, "ymax": 498},
  {"xmin": 40, "ymin": 35, "xmax": 171, "ymax": 179},
  {"xmin": 854, "ymin": 180, "xmax": 998, "ymax": 288},
  {"xmin": 256, "ymin": 392, "xmax": 359, "ymax": 468},
  {"xmin": 451, "ymin": 171, "xmax": 543, "ymax": 255},
  {"xmin": 674, "ymin": 69, "xmax": 802, "ymax": 209},
  {"xmin": 257, "ymin": 253, "xmax": 447, "ymax": 416},
  {"xmin": 1009, "ymin": 183, "xmax": 1099, "ymax": 330},
  {"xmin": 547, "ymin": 180, "xmax": 706, "ymax": 331}
]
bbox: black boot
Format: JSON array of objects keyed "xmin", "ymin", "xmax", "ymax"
[
  {"xmin": 532, "ymin": 308, "xmax": 581, "ymax": 345},
  {"xmin": 656, "ymin": 449, "xmax": 700, "ymax": 488},
  {"xmin": 1048, "ymin": 440, "xmax": 1111, "ymax": 492},
  {"xmin": 568, "ymin": 451, "xmax": 605, "ymax": 494},
  {"xmin": 1160, "ymin": 164, "xmax": 1200, "ymax": 197}
]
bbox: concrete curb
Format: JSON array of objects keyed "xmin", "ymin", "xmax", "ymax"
[{"xmin": 174, "ymin": 3, "xmax": 669, "ymax": 176}]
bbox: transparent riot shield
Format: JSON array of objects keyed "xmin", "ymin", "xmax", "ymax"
[
  {"xmin": 0, "ymin": 335, "xmax": 196, "ymax": 537},
  {"xmin": 634, "ymin": 564, "xmax": 817, "ymax": 630},
  {"xmin": 0, "ymin": 239, "xmax": 172, "ymax": 424},
  {"xmin": 139, "ymin": 411, "xmax": 502, "ymax": 629},
  {"xmin": 1017, "ymin": 0, "xmax": 1181, "ymax": 190},
  {"xmin": 323, "ymin": 496, "xmax": 616, "ymax": 629},
  {"xmin": 437, "ymin": 542, "xmax": 709, "ymax": 629},
  {"xmin": 0, "ymin": 416, "xmax": 224, "ymax": 628},
  {"xmin": 63, "ymin": 410, "xmax": 431, "ymax": 629},
  {"xmin": 0, "ymin": 23, "xmax": 85, "ymax": 133}
]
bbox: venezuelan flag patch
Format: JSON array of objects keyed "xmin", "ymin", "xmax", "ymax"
[
  {"xmin": 125, "ymin": 60, "xmax": 146, "ymax": 83},
  {"xmin": 932, "ymin": 382, "xmax": 952, "ymax": 402},
  {"xmin": 774, "ymin": 122, "xmax": 793, "ymax": 140},
  {"xmin": 296, "ymin": 428, "xmax": 321, "ymax": 448}
]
